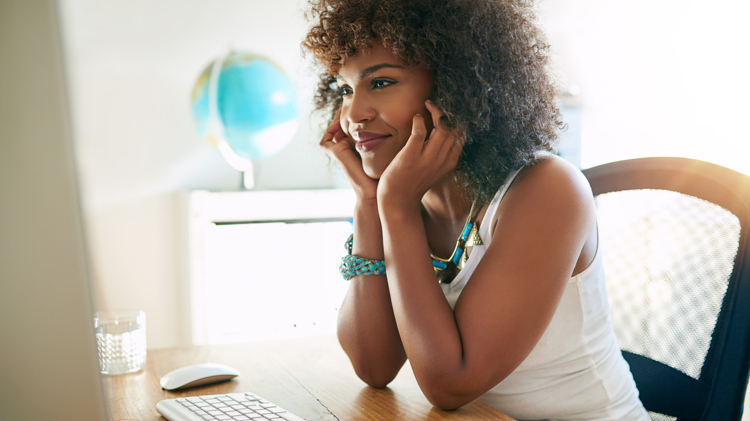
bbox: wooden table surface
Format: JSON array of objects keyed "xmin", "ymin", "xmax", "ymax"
[{"xmin": 102, "ymin": 334, "xmax": 513, "ymax": 421}]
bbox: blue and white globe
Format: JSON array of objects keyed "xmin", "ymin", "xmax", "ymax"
[{"xmin": 191, "ymin": 52, "xmax": 298, "ymax": 182}]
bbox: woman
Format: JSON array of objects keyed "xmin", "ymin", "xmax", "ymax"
[{"xmin": 304, "ymin": 0, "xmax": 649, "ymax": 419}]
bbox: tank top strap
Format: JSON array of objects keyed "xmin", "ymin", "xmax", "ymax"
[
  {"xmin": 478, "ymin": 167, "xmax": 523, "ymax": 241},
  {"xmin": 478, "ymin": 151, "xmax": 552, "ymax": 241}
]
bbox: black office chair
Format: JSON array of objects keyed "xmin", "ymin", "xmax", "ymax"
[{"xmin": 583, "ymin": 157, "xmax": 750, "ymax": 421}]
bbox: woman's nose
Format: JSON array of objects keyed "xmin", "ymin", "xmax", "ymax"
[{"xmin": 345, "ymin": 92, "xmax": 376, "ymax": 124}]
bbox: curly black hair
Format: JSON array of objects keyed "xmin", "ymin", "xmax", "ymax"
[{"xmin": 302, "ymin": 0, "xmax": 562, "ymax": 203}]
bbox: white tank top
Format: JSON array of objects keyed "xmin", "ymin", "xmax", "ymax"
[{"xmin": 440, "ymin": 165, "xmax": 650, "ymax": 421}]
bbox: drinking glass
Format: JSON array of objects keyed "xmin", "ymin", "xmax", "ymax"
[{"xmin": 94, "ymin": 310, "xmax": 146, "ymax": 375}]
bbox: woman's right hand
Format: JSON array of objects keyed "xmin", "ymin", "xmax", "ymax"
[{"xmin": 319, "ymin": 109, "xmax": 379, "ymax": 202}]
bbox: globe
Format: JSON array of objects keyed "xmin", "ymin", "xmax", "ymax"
[{"xmin": 190, "ymin": 52, "xmax": 299, "ymax": 180}]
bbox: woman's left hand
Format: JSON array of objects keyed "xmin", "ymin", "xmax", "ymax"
[{"xmin": 378, "ymin": 100, "xmax": 464, "ymax": 207}]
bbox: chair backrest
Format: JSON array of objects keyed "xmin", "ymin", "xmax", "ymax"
[{"xmin": 583, "ymin": 157, "xmax": 750, "ymax": 421}]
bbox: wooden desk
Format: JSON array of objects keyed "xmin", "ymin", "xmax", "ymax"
[{"xmin": 103, "ymin": 334, "xmax": 513, "ymax": 421}]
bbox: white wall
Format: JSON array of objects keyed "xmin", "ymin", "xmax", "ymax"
[
  {"xmin": 59, "ymin": 0, "xmax": 750, "ymax": 349},
  {"xmin": 540, "ymin": 0, "xmax": 750, "ymax": 172},
  {"xmin": 59, "ymin": 0, "xmax": 339, "ymax": 348}
]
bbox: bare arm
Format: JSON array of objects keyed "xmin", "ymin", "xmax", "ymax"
[
  {"xmin": 319, "ymin": 113, "xmax": 406, "ymax": 387},
  {"xmin": 376, "ymin": 104, "xmax": 596, "ymax": 409},
  {"xmin": 336, "ymin": 200, "xmax": 406, "ymax": 387}
]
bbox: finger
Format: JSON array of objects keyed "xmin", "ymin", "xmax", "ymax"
[
  {"xmin": 429, "ymin": 124, "xmax": 462, "ymax": 166},
  {"xmin": 424, "ymin": 100, "xmax": 446, "ymax": 132},
  {"xmin": 405, "ymin": 113, "xmax": 428, "ymax": 153},
  {"xmin": 327, "ymin": 119, "xmax": 342, "ymax": 135},
  {"xmin": 321, "ymin": 109, "xmax": 344, "ymax": 146},
  {"xmin": 333, "ymin": 129, "xmax": 349, "ymax": 144},
  {"xmin": 423, "ymin": 100, "xmax": 454, "ymax": 159},
  {"xmin": 333, "ymin": 107, "xmax": 347, "ymax": 139},
  {"xmin": 325, "ymin": 109, "xmax": 342, "ymax": 133},
  {"xmin": 320, "ymin": 122, "xmax": 339, "ymax": 146}
]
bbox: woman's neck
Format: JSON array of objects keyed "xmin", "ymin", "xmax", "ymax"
[
  {"xmin": 420, "ymin": 172, "xmax": 474, "ymax": 258},
  {"xmin": 421, "ymin": 171, "xmax": 472, "ymax": 222}
]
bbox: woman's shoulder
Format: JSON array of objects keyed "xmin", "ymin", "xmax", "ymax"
[
  {"xmin": 488, "ymin": 154, "xmax": 595, "ymax": 237},
  {"xmin": 507, "ymin": 153, "xmax": 593, "ymax": 201}
]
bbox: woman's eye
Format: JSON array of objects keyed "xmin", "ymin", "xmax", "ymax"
[
  {"xmin": 372, "ymin": 79, "xmax": 395, "ymax": 89},
  {"xmin": 340, "ymin": 86, "xmax": 353, "ymax": 96}
]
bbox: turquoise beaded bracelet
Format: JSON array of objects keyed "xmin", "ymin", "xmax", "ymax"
[
  {"xmin": 339, "ymin": 234, "xmax": 386, "ymax": 280},
  {"xmin": 339, "ymin": 255, "xmax": 386, "ymax": 280}
]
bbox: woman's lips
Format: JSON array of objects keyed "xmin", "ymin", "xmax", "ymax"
[
  {"xmin": 354, "ymin": 133, "xmax": 390, "ymax": 153},
  {"xmin": 355, "ymin": 135, "xmax": 388, "ymax": 153}
]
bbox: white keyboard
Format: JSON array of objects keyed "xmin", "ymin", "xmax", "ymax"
[{"xmin": 156, "ymin": 392, "xmax": 305, "ymax": 421}]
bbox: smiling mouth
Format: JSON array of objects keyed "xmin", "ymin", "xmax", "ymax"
[{"xmin": 355, "ymin": 135, "xmax": 390, "ymax": 153}]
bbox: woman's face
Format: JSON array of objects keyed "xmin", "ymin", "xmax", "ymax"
[{"xmin": 337, "ymin": 43, "xmax": 435, "ymax": 179}]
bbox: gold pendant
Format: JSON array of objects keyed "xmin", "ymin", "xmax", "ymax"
[
  {"xmin": 458, "ymin": 249, "xmax": 469, "ymax": 270},
  {"xmin": 465, "ymin": 224, "xmax": 483, "ymax": 247}
]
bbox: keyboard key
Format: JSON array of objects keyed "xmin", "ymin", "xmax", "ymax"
[{"xmin": 157, "ymin": 393, "xmax": 305, "ymax": 421}]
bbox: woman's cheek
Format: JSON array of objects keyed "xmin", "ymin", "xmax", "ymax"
[{"xmin": 338, "ymin": 108, "xmax": 349, "ymax": 136}]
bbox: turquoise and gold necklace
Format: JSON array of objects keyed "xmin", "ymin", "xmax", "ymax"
[{"xmin": 431, "ymin": 199, "xmax": 484, "ymax": 284}]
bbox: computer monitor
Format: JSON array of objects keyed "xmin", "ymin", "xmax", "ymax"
[{"xmin": 0, "ymin": 1, "xmax": 107, "ymax": 419}]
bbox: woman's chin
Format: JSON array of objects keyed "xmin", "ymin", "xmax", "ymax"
[{"xmin": 363, "ymin": 165, "xmax": 384, "ymax": 180}]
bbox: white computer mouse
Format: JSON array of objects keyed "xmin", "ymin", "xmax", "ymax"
[{"xmin": 160, "ymin": 363, "xmax": 240, "ymax": 391}]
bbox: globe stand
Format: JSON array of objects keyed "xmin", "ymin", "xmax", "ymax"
[
  {"xmin": 242, "ymin": 167, "xmax": 255, "ymax": 190},
  {"xmin": 216, "ymin": 139, "xmax": 255, "ymax": 190}
]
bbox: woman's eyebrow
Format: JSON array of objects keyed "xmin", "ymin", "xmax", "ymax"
[
  {"xmin": 360, "ymin": 63, "xmax": 404, "ymax": 78},
  {"xmin": 337, "ymin": 63, "xmax": 405, "ymax": 82}
]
